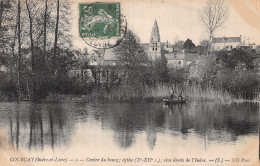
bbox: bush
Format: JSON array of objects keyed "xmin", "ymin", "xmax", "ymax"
[{"xmin": 214, "ymin": 69, "xmax": 260, "ymax": 99}]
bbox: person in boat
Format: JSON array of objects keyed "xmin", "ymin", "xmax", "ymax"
[
  {"xmin": 168, "ymin": 89, "xmax": 177, "ymax": 100},
  {"xmin": 178, "ymin": 91, "xmax": 184, "ymax": 100}
]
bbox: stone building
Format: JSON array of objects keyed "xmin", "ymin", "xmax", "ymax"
[
  {"xmin": 211, "ymin": 36, "xmax": 241, "ymax": 51},
  {"xmin": 148, "ymin": 20, "xmax": 162, "ymax": 59}
]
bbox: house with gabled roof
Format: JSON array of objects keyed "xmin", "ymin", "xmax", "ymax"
[
  {"xmin": 211, "ymin": 36, "xmax": 242, "ymax": 51},
  {"xmin": 165, "ymin": 50, "xmax": 199, "ymax": 69},
  {"xmin": 165, "ymin": 53, "xmax": 185, "ymax": 68},
  {"xmin": 103, "ymin": 49, "xmax": 120, "ymax": 66}
]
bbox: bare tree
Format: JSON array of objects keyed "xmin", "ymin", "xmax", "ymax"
[
  {"xmin": 0, "ymin": 0, "xmax": 4, "ymax": 31},
  {"xmin": 43, "ymin": 0, "xmax": 48, "ymax": 62},
  {"xmin": 26, "ymin": 0, "xmax": 36, "ymax": 100},
  {"xmin": 53, "ymin": 0, "xmax": 59, "ymax": 74},
  {"xmin": 17, "ymin": 0, "xmax": 21, "ymax": 100},
  {"xmin": 200, "ymin": 0, "xmax": 229, "ymax": 54}
]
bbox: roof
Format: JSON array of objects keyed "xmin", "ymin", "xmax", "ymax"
[
  {"xmin": 185, "ymin": 52, "xmax": 199, "ymax": 61},
  {"xmin": 150, "ymin": 20, "xmax": 160, "ymax": 42},
  {"xmin": 140, "ymin": 43, "xmax": 149, "ymax": 55},
  {"xmin": 103, "ymin": 48, "xmax": 119, "ymax": 60},
  {"xmin": 212, "ymin": 37, "xmax": 241, "ymax": 43},
  {"xmin": 165, "ymin": 53, "xmax": 185, "ymax": 60}
]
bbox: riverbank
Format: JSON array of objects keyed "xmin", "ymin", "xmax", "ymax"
[
  {"xmin": 1, "ymin": 84, "xmax": 258, "ymax": 103},
  {"xmin": 43, "ymin": 84, "xmax": 237, "ymax": 103}
]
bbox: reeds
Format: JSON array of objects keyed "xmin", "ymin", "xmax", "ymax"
[
  {"xmin": 90, "ymin": 84, "xmax": 233, "ymax": 102},
  {"xmin": 45, "ymin": 84, "xmax": 236, "ymax": 103}
]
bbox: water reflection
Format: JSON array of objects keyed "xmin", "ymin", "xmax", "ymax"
[
  {"xmin": 28, "ymin": 104, "xmax": 44, "ymax": 151},
  {"xmin": 0, "ymin": 102, "xmax": 74, "ymax": 152},
  {"xmin": 145, "ymin": 105, "xmax": 165, "ymax": 150},
  {"xmin": 0, "ymin": 102, "xmax": 258, "ymax": 152}
]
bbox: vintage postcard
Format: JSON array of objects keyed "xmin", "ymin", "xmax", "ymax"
[{"xmin": 0, "ymin": 0, "xmax": 259, "ymax": 166}]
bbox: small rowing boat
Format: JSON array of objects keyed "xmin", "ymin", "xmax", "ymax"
[{"xmin": 163, "ymin": 98, "xmax": 187, "ymax": 105}]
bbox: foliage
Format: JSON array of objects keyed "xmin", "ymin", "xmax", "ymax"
[
  {"xmin": 189, "ymin": 54, "xmax": 217, "ymax": 85},
  {"xmin": 113, "ymin": 30, "xmax": 149, "ymax": 86},
  {"xmin": 213, "ymin": 69, "xmax": 259, "ymax": 99},
  {"xmin": 150, "ymin": 50, "xmax": 169, "ymax": 84},
  {"xmin": 183, "ymin": 39, "xmax": 195, "ymax": 50},
  {"xmin": 168, "ymin": 68, "xmax": 188, "ymax": 85},
  {"xmin": 196, "ymin": 40, "xmax": 209, "ymax": 55},
  {"xmin": 216, "ymin": 48, "xmax": 259, "ymax": 70},
  {"xmin": 173, "ymin": 40, "xmax": 184, "ymax": 52}
]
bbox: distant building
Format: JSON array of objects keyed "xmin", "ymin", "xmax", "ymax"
[
  {"xmin": 165, "ymin": 53, "xmax": 185, "ymax": 68},
  {"xmin": 148, "ymin": 20, "xmax": 161, "ymax": 59},
  {"xmin": 185, "ymin": 52, "xmax": 199, "ymax": 66},
  {"xmin": 88, "ymin": 49, "xmax": 105, "ymax": 66},
  {"xmin": 140, "ymin": 20, "xmax": 173, "ymax": 59},
  {"xmin": 68, "ymin": 68, "xmax": 94, "ymax": 83},
  {"xmin": 103, "ymin": 49, "xmax": 120, "ymax": 66},
  {"xmin": 165, "ymin": 51, "xmax": 199, "ymax": 68},
  {"xmin": 211, "ymin": 36, "xmax": 242, "ymax": 51},
  {"xmin": 162, "ymin": 41, "xmax": 174, "ymax": 53}
]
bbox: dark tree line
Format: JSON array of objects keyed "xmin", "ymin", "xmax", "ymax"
[{"xmin": 0, "ymin": 0, "xmax": 73, "ymax": 101}]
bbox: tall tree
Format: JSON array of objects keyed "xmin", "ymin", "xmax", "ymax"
[
  {"xmin": 0, "ymin": 0, "xmax": 13, "ymax": 63},
  {"xmin": 114, "ymin": 30, "xmax": 148, "ymax": 85},
  {"xmin": 200, "ymin": 0, "xmax": 229, "ymax": 55},
  {"xmin": 26, "ymin": 0, "xmax": 36, "ymax": 100},
  {"xmin": 17, "ymin": 0, "xmax": 21, "ymax": 100},
  {"xmin": 43, "ymin": 0, "xmax": 48, "ymax": 62},
  {"xmin": 53, "ymin": 0, "xmax": 59, "ymax": 74}
]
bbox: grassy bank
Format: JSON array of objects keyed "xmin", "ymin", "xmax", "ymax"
[{"xmin": 44, "ymin": 84, "xmax": 236, "ymax": 103}]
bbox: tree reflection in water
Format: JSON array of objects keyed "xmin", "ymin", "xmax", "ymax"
[
  {"xmin": 145, "ymin": 105, "xmax": 165, "ymax": 150},
  {"xmin": 0, "ymin": 102, "xmax": 258, "ymax": 152},
  {"xmin": 28, "ymin": 104, "xmax": 44, "ymax": 151},
  {"xmin": 1, "ymin": 102, "xmax": 74, "ymax": 151},
  {"xmin": 163, "ymin": 102, "xmax": 258, "ymax": 143}
]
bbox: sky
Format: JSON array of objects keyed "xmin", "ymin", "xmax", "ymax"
[{"xmin": 70, "ymin": 0, "xmax": 260, "ymax": 51}]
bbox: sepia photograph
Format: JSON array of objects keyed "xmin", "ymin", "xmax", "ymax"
[{"xmin": 0, "ymin": 0, "xmax": 259, "ymax": 165}]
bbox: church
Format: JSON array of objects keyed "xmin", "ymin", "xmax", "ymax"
[
  {"xmin": 141, "ymin": 20, "xmax": 174, "ymax": 60},
  {"xmin": 148, "ymin": 20, "xmax": 162, "ymax": 59},
  {"xmin": 141, "ymin": 20, "xmax": 199, "ymax": 68}
]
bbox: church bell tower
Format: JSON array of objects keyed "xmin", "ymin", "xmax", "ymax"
[{"xmin": 149, "ymin": 20, "xmax": 161, "ymax": 59}]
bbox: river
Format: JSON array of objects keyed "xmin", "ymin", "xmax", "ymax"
[{"xmin": 0, "ymin": 102, "xmax": 258, "ymax": 166}]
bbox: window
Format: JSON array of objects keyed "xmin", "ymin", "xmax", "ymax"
[
  {"xmin": 179, "ymin": 61, "xmax": 181, "ymax": 64},
  {"xmin": 155, "ymin": 47, "xmax": 157, "ymax": 51}
]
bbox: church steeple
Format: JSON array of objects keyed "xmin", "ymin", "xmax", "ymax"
[
  {"xmin": 150, "ymin": 20, "xmax": 160, "ymax": 42},
  {"xmin": 149, "ymin": 19, "xmax": 161, "ymax": 59}
]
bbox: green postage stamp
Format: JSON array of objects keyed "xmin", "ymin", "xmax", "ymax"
[{"xmin": 79, "ymin": 3, "xmax": 121, "ymax": 38}]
